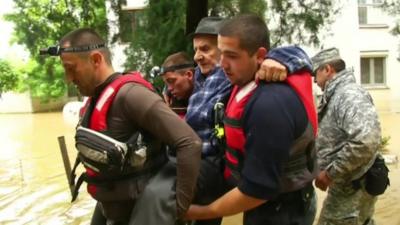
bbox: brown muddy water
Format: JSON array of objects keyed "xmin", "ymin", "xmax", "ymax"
[{"xmin": 0, "ymin": 112, "xmax": 399, "ymax": 225}]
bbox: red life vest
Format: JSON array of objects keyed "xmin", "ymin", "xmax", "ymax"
[
  {"xmin": 78, "ymin": 71, "xmax": 154, "ymax": 197},
  {"xmin": 223, "ymin": 71, "xmax": 318, "ymax": 192}
]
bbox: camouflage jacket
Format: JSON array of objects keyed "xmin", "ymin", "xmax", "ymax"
[{"xmin": 316, "ymin": 69, "xmax": 381, "ymax": 184}]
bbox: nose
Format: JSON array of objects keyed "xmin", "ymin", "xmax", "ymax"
[
  {"xmin": 194, "ymin": 51, "xmax": 202, "ymax": 63},
  {"xmin": 167, "ymin": 84, "xmax": 174, "ymax": 92},
  {"xmin": 219, "ymin": 55, "xmax": 227, "ymax": 70}
]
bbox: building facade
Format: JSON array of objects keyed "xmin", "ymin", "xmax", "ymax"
[{"xmin": 313, "ymin": 0, "xmax": 400, "ymax": 113}]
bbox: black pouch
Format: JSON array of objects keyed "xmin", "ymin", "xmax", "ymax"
[
  {"xmin": 75, "ymin": 126, "xmax": 130, "ymax": 174},
  {"xmin": 365, "ymin": 155, "xmax": 390, "ymax": 196}
]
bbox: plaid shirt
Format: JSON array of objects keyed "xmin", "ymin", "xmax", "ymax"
[{"xmin": 186, "ymin": 45, "xmax": 312, "ymax": 156}]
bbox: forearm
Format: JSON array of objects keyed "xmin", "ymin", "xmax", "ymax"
[
  {"xmin": 186, "ymin": 187, "xmax": 266, "ymax": 220},
  {"xmin": 327, "ymin": 142, "xmax": 377, "ymax": 182},
  {"xmin": 328, "ymin": 95, "xmax": 381, "ymax": 182},
  {"xmin": 144, "ymin": 101, "xmax": 202, "ymax": 216},
  {"xmin": 175, "ymin": 134, "xmax": 202, "ymax": 216},
  {"xmin": 267, "ymin": 45, "xmax": 312, "ymax": 73}
]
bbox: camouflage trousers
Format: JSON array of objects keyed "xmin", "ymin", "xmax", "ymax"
[{"xmin": 317, "ymin": 181, "xmax": 377, "ymax": 225}]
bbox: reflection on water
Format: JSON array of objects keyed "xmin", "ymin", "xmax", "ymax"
[
  {"xmin": 0, "ymin": 112, "xmax": 399, "ymax": 225},
  {"xmin": 0, "ymin": 113, "xmax": 94, "ymax": 225}
]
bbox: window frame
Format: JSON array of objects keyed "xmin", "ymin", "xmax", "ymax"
[
  {"xmin": 358, "ymin": 0, "xmax": 387, "ymax": 27},
  {"xmin": 360, "ymin": 51, "xmax": 388, "ymax": 88}
]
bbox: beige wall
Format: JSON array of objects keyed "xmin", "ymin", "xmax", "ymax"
[
  {"xmin": 0, "ymin": 92, "xmax": 33, "ymax": 113},
  {"xmin": 0, "ymin": 91, "xmax": 70, "ymax": 113}
]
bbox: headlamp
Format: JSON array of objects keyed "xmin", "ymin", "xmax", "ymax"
[
  {"xmin": 39, "ymin": 43, "xmax": 106, "ymax": 56},
  {"xmin": 159, "ymin": 63, "xmax": 195, "ymax": 76}
]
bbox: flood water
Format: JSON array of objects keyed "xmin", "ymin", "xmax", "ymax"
[{"xmin": 0, "ymin": 112, "xmax": 399, "ymax": 225}]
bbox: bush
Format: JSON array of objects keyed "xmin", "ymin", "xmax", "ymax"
[
  {"xmin": 0, "ymin": 59, "xmax": 20, "ymax": 95},
  {"xmin": 378, "ymin": 135, "xmax": 391, "ymax": 153}
]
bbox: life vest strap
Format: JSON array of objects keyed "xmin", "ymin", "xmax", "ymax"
[
  {"xmin": 70, "ymin": 152, "xmax": 167, "ymax": 202},
  {"xmin": 223, "ymin": 116, "xmax": 242, "ymax": 128}
]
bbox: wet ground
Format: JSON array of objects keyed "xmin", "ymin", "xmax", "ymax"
[{"xmin": 0, "ymin": 112, "xmax": 399, "ymax": 225}]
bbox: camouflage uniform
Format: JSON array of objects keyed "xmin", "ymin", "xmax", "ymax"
[{"xmin": 315, "ymin": 67, "xmax": 381, "ymax": 225}]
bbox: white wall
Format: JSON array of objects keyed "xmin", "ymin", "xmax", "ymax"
[
  {"xmin": 310, "ymin": 0, "xmax": 400, "ymax": 113},
  {"xmin": 0, "ymin": 92, "xmax": 33, "ymax": 113}
]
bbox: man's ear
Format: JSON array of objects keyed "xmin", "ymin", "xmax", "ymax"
[
  {"xmin": 326, "ymin": 64, "xmax": 336, "ymax": 79},
  {"xmin": 256, "ymin": 47, "xmax": 267, "ymax": 64},
  {"xmin": 90, "ymin": 51, "xmax": 103, "ymax": 67},
  {"xmin": 185, "ymin": 70, "xmax": 194, "ymax": 81}
]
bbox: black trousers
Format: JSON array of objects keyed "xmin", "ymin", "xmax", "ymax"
[{"xmin": 243, "ymin": 185, "xmax": 317, "ymax": 225}]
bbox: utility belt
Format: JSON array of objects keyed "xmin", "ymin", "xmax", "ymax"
[
  {"xmin": 273, "ymin": 182, "xmax": 314, "ymax": 203},
  {"xmin": 352, "ymin": 154, "xmax": 390, "ymax": 196},
  {"xmin": 70, "ymin": 126, "xmax": 167, "ymax": 202},
  {"xmin": 268, "ymin": 182, "xmax": 315, "ymax": 214}
]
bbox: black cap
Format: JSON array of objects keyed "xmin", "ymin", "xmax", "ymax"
[{"xmin": 193, "ymin": 17, "xmax": 224, "ymax": 36}]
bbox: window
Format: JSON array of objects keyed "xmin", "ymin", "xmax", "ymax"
[
  {"xmin": 358, "ymin": 6, "xmax": 368, "ymax": 25},
  {"xmin": 358, "ymin": 0, "xmax": 385, "ymax": 25},
  {"xmin": 360, "ymin": 57, "xmax": 386, "ymax": 85}
]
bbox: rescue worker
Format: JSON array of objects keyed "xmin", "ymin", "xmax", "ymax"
[
  {"xmin": 312, "ymin": 48, "xmax": 382, "ymax": 225},
  {"xmin": 185, "ymin": 14, "xmax": 318, "ymax": 225},
  {"xmin": 43, "ymin": 28, "xmax": 202, "ymax": 224}
]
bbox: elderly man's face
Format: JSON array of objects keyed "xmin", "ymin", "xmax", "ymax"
[{"xmin": 193, "ymin": 35, "xmax": 220, "ymax": 76}]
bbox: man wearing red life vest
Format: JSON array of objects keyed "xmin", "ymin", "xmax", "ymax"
[
  {"xmin": 52, "ymin": 28, "xmax": 202, "ymax": 224},
  {"xmin": 185, "ymin": 14, "xmax": 318, "ymax": 225}
]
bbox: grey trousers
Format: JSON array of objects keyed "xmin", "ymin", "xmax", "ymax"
[
  {"xmin": 129, "ymin": 157, "xmax": 226, "ymax": 225},
  {"xmin": 129, "ymin": 161, "xmax": 177, "ymax": 225}
]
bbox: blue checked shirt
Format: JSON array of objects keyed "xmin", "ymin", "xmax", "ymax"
[{"xmin": 186, "ymin": 45, "xmax": 312, "ymax": 156}]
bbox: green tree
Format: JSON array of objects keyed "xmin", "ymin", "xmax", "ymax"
[
  {"xmin": 123, "ymin": 0, "xmax": 339, "ymax": 76},
  {"xmin": 5, "ymin": 0, "xmax": 339, "ymax": 99},
  {"xmin": 4, "ymin": 0, "xmax": 108, "ymax": 101},
  {"xmin": 0, "ymin": 59, "xmax": 20, "ymax": 96},
  {"xmin": 381, "ymin": 0, "xmax": 400, "ymax": 35}
]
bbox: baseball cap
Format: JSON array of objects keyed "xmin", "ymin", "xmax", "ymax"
[{"xmin": 311, "ymin": 47, "xmax": 342, "ymax": 75}]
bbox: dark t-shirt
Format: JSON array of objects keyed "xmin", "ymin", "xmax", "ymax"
[{"xmin": 238, "ymin": 82, "xmax": 308, "ymax": 200}]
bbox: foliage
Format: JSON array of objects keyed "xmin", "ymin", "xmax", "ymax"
[
  {"xmin": 267, "ymin": 0, "xmax": 339, "ymax": 47},
  {"xmin": 378, "ymin": 135, "xmax": 391, "ymax": 153},
  {"xmin": 4, "ymin": 0, "xmax": 108, "ymax": 101},
  {"xmin": 0, "ymin": 59, "xmax": 20, "ymax": 96},
  {"xmin": 5, "ymin": 0, "xmax": 339, "ymax": 99},
  {"xmin": 381, "ymin": 0, "xmax": 400, "ymax": 35},
  {"xmin": 123, "ymin": 0, "xmax": 339, "ymax": 77}
]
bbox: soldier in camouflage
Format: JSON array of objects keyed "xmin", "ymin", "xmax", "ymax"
[{"xmin": 311, "ymin": 48, "xmax": 381, "ymax": 225}]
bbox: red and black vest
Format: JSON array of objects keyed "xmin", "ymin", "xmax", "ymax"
[
  {"xmin": 78, "ymin": 71, "xmax": 154, "ymax": 197},
  {"xmin": 223, "ymin": 71, "xmax": 318, "ymax": 192}
]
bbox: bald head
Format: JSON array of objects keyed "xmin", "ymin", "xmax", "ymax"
[{"xmin": 59, "ymin": 28, "xmax": 112, "ymax": 65}]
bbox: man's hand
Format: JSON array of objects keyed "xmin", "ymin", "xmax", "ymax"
[
  {"xmin": 184, "ymin": 187, "xmax": 266, "ymax": 220},
  {"xmin": 315, "ymin": 170, "xmax": 333, "ymax": 191},
  {"xmin": 256, "ymin": 59, "xmax": 287, "ymax": 82},
  {"xmin": 163, "ymin": 92, "xmax": 172, "ymax": 106},
  {"xmin": 185, "ymin": 204, "xmax": 212, "ymax": 221}
]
